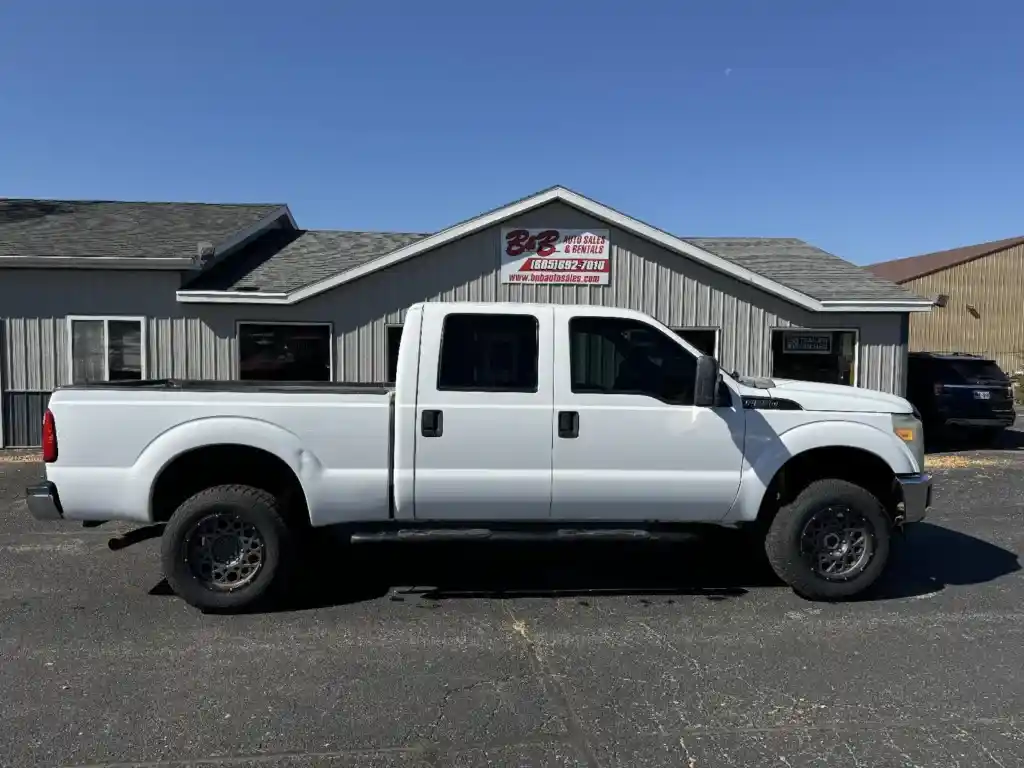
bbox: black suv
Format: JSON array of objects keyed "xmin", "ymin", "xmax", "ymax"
[{"xmin": 907, "ymin": 352, "xmax": 1016, "ymax": 441}]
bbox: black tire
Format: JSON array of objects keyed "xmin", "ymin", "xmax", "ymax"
[
  {"xmin": 161, "ymin": 484, "xmax": 294, "ymax": 613},
  {"xmin": 764, "ymin": 479, "xmax": 891, "ymax": 601}
]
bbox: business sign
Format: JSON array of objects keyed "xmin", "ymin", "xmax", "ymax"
[
  {"xmin": 500, "ymin": 228, "xmax": 611, "ymax": 285},
  {"xmin": 783, "ymin": 331, "xmax": 832, "ymax": 354}
]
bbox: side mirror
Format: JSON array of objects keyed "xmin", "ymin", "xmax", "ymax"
[{"xmin": 694, "ymin": 355, "xmax": 720, "ymax": 407}]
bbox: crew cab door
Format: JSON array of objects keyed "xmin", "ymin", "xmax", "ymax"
[
  {"xmin": 413, "ymin": 304, "xmax": 555, "ymax": 520},
  {"xmin": 550, "ymin": 307, "xmax": 744, "ymax": 522}
]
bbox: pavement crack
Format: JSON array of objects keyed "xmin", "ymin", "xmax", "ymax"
[{"xmin": 503, "ymin": 607, "xmax": 604, "ymax": 768}]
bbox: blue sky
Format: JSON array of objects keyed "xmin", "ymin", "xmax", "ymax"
[{"xmin": 2, "ymin": 1, "xmax": 1022, "ymax": 265}]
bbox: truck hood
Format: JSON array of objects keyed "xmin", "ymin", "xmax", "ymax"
[{"xmin": 762, "ymin": 378, "xmax": 914, "ymax": 414}]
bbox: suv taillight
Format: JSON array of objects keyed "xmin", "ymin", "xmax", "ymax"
[
  {"xmin": 41, "ymin": 409, "xmax": 57, "ymax": 463},
  {"xmin": 933, "ymin": 382, "xmax": 944, "ymax": 396}
]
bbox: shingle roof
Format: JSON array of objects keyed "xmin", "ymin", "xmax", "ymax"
[
  {"xmin": 683, "ymin": 237, "xmax": 918, "ymax": 302},
  {"xmin": 0, "ymin": 199, "xmax": 285, "ymax": 260},
  {"xmin": 194, "ymin": 231, "xmax": 915, "ymax": 302},
  {"xmin": 186, "ymin": 229, "xmax": 429, "ymax": 293},
  {"xmin": 866, "ymin": 235, "xmax": 1024, "ymax": 284}
]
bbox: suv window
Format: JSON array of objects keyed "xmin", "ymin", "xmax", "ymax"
[
  {"xmin": 438, "ymin": 313, "xmax": 539, "ymax": 392},
  {"xmin": 569, "ymin": 316, "xmax": 697, "ymax": 404},
  {"xmin": 943, "ymin": 358, "xmax": 1007, "ymax": 383}
]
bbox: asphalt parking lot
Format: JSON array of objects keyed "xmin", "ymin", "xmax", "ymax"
[{"xmin": 2, "ymin": 439, "xmax": 1023, "ymax": 768}]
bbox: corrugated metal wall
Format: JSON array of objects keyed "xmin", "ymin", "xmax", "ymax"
[
  {"xmin": 2, "ymin": 391, "xmax": 51, "ymax": 447},
  {"xmin": 0, "ymin": 202, "xmax": 909, "ymax": 446},
  {"xmin": 902, "ymin": 241, "xmax": 1024, "ymax": 374}
]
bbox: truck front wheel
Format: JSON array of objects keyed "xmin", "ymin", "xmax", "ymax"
[
  {"xmin": 161, "ymin": 484, "xmax": 294, "ymax": 612},
  {"xmin": 765, "ymin": 479, "xmax": 891, "ymax": 601}
]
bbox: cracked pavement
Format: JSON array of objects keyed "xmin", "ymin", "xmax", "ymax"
[{"xmin": 2, "ymin": 437, "xmax": 1023, "ymax": 767}]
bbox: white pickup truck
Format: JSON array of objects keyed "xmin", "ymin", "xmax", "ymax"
[{"xmin": 27, "ymin": 302, "xmax": 931, "ymax": 612}]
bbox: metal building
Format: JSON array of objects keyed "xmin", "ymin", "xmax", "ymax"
[
  {"xmin": 1, "ymin": 187, "xmax": 931, "ymax": 447},
  {"xmin": 868, "ymin": 235, "xmax": 1024, "ymax": 374}
]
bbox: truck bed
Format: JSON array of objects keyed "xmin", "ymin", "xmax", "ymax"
[{"xmin": 44, "ymin": 380, "xmax": 395, "ymax": 526}]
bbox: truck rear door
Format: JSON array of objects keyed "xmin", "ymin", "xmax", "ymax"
[{"xmin": 412, "ymin": 304, "xmax": 555, "ymax": 520}]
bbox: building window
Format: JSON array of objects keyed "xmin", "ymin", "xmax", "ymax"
[
  {"xmin": 570, "ymin": 316, "xmax": 697, "ymax": 405},
  {"xmin": 386, "ymin": 325, "xmax": 403, "ymax": 384},
  {"xmin": 68, "ymin": 316, "xmax": 146, "ymax": 383},
  {"xmin": 770, "ymin": 329, "xmax": 858, "ymax": 386},
  {"xmin": 238, "ymin": 323, "xmax": 332, "ymax": 382},
  {"xmin": 672, "ymin": 327, "xmax": 719, "ymax": 357},
  {"xmin": 437, "ymin": 313, "xmax": 539, "ymax": 392}
]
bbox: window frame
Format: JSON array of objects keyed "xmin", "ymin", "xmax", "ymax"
[
  {"xmin": 384, "ymin": 323, "xmax": 404, "ymax": 385},
  {"xmin": 769, "ymin": 327, "xmax": 860, "ymax": 386},
  {"xmin": 568, "ymin": 315, "xmax": 700, "ymax": 406},
  {"xmin": 66, "ymin": 315, "xmax": 148, "ymax": 383},
  {"xmin": 670, "ymin": 326, "xmax": 720, "ymax": 358},
  {"xmin": 436, "ymin": 312, "xmax": 540, "ymax": 394},
  {"xmin": 235, "ymin": 320, "xmax": 335, "ymax": 382}
]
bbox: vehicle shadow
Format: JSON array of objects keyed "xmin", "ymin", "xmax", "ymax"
[
  {"xmin": 250, "ymin": 538, "xmax": 759, "ymax": 612},
  {"xmin": 213, "ymin": 522, "xmax": 1018, "ymax": 612},
  {"xmin": 926, "ymin": 425, "xmax": 1024, "ymax": 454},
  {"xmin": 871, "ymin": 522, "xmax": 1021, "ymax": 600}
]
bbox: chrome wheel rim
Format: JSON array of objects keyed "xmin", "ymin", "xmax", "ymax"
[
  {"xmin": 799, "ymin": 505, "xmax": 874, "ymax": 581},
  {"xmin": 185, "ymin": 512, "xmax": 265, "ymax": 591}
]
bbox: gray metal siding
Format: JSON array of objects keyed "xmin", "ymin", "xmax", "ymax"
[
  {"xmin": 0, "ymin": 202, "xmax": 909, "ymax": 440},
  {"xmin": 2, "ymin": 391, "xmax": 51, "ymax": 447}
]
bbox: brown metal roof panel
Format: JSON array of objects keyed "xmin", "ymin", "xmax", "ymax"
[{"xmin": 867, "ymin": 235, "xmax": 1024, "ymax": 284}]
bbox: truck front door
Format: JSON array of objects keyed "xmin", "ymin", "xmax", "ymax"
[
  {"xmin": 412, "ymin": 304, "xmax": 555, "ymax": 520},
  {"xmin": 550, "ymin": 308, "xmax": 745, "ymax": 522}
]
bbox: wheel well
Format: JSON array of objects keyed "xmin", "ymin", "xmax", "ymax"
[
  {"xmin": 150, "ymin": 444, "xmax": 309, "ymax": 526},
  {"xmin": 756, "ymin": 447, "xmax": 899, "ymax": 527}
]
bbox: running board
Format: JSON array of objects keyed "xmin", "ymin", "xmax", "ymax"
[{"xmin": 349, "ymin": 528, "xmax": 701, "ymax": 544}]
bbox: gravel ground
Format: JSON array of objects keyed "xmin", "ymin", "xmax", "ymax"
[{"xmin": 1, "ymin": 442, "xmax": 1023, "ymax": 768}]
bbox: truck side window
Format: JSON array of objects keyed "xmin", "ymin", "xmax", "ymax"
[
  {"xmin": 437, "ymin": 313, "xmax": 539, "ymax": 392},
  {"xmin": 569, "ymin": 317, "xmax": 697, "ymax": 405}
]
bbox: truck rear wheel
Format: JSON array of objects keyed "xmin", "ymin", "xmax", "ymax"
[
  {"xmin": 765, "ymin": 479, "xmax": 891, "ymax": 601},
  {"xmin": 161, "ymin": 484, "xmax": 294, "ymax": 612}
]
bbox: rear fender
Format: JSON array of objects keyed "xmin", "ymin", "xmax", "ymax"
[{"xmin": 136, "ymin": 416, "xmax": 321, "ymax": 522}]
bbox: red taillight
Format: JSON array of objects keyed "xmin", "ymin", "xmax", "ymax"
[{"xmin": 42, "ymin": 409, "xmax": 57, "ymax": 463}]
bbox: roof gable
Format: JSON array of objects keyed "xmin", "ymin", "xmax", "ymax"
[
  {"xmin": 0, "ymin": 198, "xmax": 289, "ymax": 266},
  {"xmin": 178, "ymin": 186, "xmax": 932, "ymax": 312},
  {"xmin": 867, "ymin": 235, "xmax": 1024, "ymax": 284}
]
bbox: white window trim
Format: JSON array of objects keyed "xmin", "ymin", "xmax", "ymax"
[
  {"xmin": 770, "ymin": 327, "xmax": 860, "ymax": 387},
  {"xmin": 671, "ymin": 327, "xmax": 720, "ymax": 359},
  {"xmin": 66, "ymin": 315, "xmax": 148, "ymax": 383},
  {"xmin": 235, "ymin": 321, "xmax": 335, "ymax": 381},
  {"xmin": 384, "ymin": 323, "xmax": 403, "ymax": 384}
]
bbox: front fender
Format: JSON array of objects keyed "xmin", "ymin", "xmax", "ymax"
[
  {"xmin": 133, "ymin": 416, "xmax": 322, "ymax": 522},
  {"xmin": 725, "ymin": 419, "xmax": 917, "ymax": 524}
]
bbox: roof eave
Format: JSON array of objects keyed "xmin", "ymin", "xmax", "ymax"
[
  {"xmin": 817, "ymin": 299, "xmax": 935, "ymax": 313},
  {"xmin": 177, "ymin": 290, "xmax": 291, "ymax": 304},
  {"xmin": 0, "ymin": 256, "xmax": 195, "ymax": 270}
]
